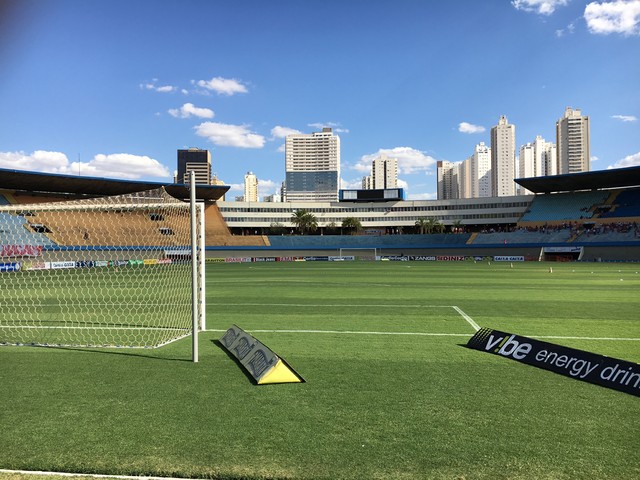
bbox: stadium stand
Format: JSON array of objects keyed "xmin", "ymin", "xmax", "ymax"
[
  {"xmin": 0, "ymin": 212, "xmax": 56, "ymax": 246},
  {"xmin": 598, "ymin": 188, "xmax": 640, "ymax": 219},
  {"xmin": 574, "ymin": 229, "xmax": 639, "ymax": 243},
  {"xmin": 24, "ymin": 210, "xmax": 191, "ymax": 247},
  {"xmin": 204, "ymin": 204, "xmax": 267, "ymax": 247},
  {"xmin": 266, "ymin": 233, "xmax": 471, "ymax": 249},
  {"xmin": 472, "ymin": 228, "xmax": 573, "ymax": 245},
  {"xmin": 519, "ymin": 190, "xmax": 610, "ymax": 223}
]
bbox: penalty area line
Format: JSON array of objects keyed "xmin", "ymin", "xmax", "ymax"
[
  {"xmin": 452, "ymin": 306, "xmax": 481, "ymax": 331},
  {"xmin": 207, "ymin": 328, "xmax": 470, "ymax": 337},
  {"xmin": 205, "ymin": 329, "xmax": 640, "ymax": 342}
]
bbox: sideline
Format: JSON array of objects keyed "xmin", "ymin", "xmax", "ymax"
[{"xmin": 0, "ymin": 469, "xmax": 197, "ymax": 480}]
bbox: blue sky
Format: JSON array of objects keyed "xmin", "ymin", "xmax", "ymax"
[{"xmin": 1, "ymin": 0, "xmax": 639, "ymax": 200}]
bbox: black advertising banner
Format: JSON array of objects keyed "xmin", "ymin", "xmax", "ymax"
[{"xmin": 467, "ymin": 328, "xmax": 639, "ymax": 397}]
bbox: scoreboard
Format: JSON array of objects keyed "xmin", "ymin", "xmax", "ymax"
[{"xmin": 339, "ymin": 188, "xmax": 405, "ymax": 202}]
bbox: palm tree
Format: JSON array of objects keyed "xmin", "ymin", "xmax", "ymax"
[
  {"xmin": 291, "ymin": 209, "xmax": 318, "ymax": 235},
  {"xmin": 415, "ymin": 218, "xmax": 428, "ymax": 234},
  {"xmin": 416, "ymin": 217, "xmax": 440, "ymax": 235},
  {"xmin": 451, "ymin": 220, "xmax": 463, "ymax": 234},
  {"xmin": 342, "ymin": 217, "xmax": 363, "ymax": 235}
]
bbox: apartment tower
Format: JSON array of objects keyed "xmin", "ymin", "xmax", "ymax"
[
  {"xmin": 556, "ymin": 107, "xmax": 590, "ymax": 174},
  {"xmin": 371, "ymin": 154, "xmax": 398, "ymax": 189},
  {"xmin": 244, "ymin": 171, "xmax": 258, "ymax": 202},
  {"xmin": 471, "ymin": 142, "xmax": 492, "ymax": 198},
  {"xmin": 284, "ymin": 128, "xmax": 340, "ymax": 202},
  {"xmin": 436, "ymin": 161, "xmax": 460, "ymax": 200},
  {"xmin": 490, "ymin": 115, "xmax": 516, "ymax": 197}
]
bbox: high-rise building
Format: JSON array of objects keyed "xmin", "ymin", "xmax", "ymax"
[
  {"xmin": 490, "ymin": 115, "xmax": 516, "ymax": 197},
  {"xmin": 472, "ymin": 142, "xmax": 492, "ymax": 198},
  {"xmin": 244, "ymin": 171, "xmax": 258, "ymax": 202},
  {"xmin": 519, "ymin": 136, "xmax": 557, "ymax": 194},
  {"xmin": 284, "ymin": 128, "xmax": 340, "ymax": 202},
  {"xmin": 371, "ymin": 154, "xmax": 398, "ymax": 189},
  {"xmin": 176, "ymin": 148, "xmax": 211, "ymax": 185},
  {"xmin": 556, "ymin": 107, "xmax": 590, "ymax": 174},
  {"xmin": 437, "ymin": 161, "xmax": 460, "ymax": 200}
]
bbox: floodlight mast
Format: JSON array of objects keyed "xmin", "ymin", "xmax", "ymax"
[{"xmin": 190, "ymin": 171, "xmax": 199, "ymax": 363}]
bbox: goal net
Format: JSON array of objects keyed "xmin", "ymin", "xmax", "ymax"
[
  {"xmin": 0, "ymin": 187, "xmax": 204, "ymax": 354},
  {"xmin": 338, "ymin": 248, "xmax": 379, "ymax": 261}
]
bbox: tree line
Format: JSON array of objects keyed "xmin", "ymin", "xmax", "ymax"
[{"xmin": 272, "ymin": 209, "xmax": 464, "ymax": 235}]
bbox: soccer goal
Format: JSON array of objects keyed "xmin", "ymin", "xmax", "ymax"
[
  {"xmin": 0, "ymin": 184, "xmax": 205, "ymax": 361},
  {"xmin": 338, "ymin": 248, "xmax": 379, "ymax": 261}
]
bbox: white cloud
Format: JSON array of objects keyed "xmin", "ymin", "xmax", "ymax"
[
  {"xmin": 512, "ymin": 0, "xmax": 570, "ymax": 15},
  {"xmin": 585, "ymin": 0, "xmax": 640, "ymax": 35},
  {"xmin": 140, "ymin": 81, "xmax": 177, "ymax": 93},
  {"xmin": 458, "ymin": 122, "xmax": 486, "ymax": 134},
  {"xmin": 308, "ymin": 122, "xmax": 349, "ymax": 133},
  {"xmin": 340, "ymin": 178, "xmax": 364, "ymax": 189},
  {"xmin": 0, "ymin": 151, "xmax": 171, "ymax": 180},
  {"xmin": 194, "ymin": 122, "xmax": 265, "ymax": 148},
  {"xmin": 258, "ymin": 179, "xmax": 279, "ymax": 195},
  {"xmin": 408, "ymin": 192, "xmax": 438, "ymax": 201},
  {"xmin": 168, "ymin": 103, "xmax": 215, "ymax": 119},
  {"xmin": 356, "ymin": 147, "xmax": 437, "ymax": 175},
  {"xmin": 556, "ymin": 21, "xmax": 576, "ymax": 36},
  {"xmin": 607, "ymin": 151, "xmax": 640, "ymax": 169},
  {"xmin": 611, "ymin": 114, "xmax": 638, "ymax": 122},
  {"xmin": 271, "ymin": 125, "xmax": 302, "ymax": 139},
  {"xmin": 196, "ymin": 77, "xmax": 248, "ymax": 96}
]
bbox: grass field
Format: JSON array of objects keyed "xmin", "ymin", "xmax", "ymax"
[{"xmin": 1, "ymin": 260, "xmax": 639, "ymax": 479}]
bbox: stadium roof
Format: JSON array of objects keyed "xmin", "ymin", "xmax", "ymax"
[
  {"xmin": 0, "ymin": 167, "xmax": 229, "ymax": 201},
  {"xmin": 515, "ymin": 166, "xmax": 640, "ymax": 194}
]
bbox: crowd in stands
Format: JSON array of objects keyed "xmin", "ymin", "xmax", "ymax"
[
  {"xmin": 577, "ymin": 222, "xmax": 640, "ymax": 238},
  {"xmin": 479, "ymin": 221, "xmax": 640, "ymax": 241}
]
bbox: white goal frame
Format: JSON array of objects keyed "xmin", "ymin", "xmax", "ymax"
[
  {"xmin": 338, "ymin": 247, "xmax": 379, "ymax": 260},
  {"xmin": 0, "ymin": 174, "xmax": 205, "ymax": 362}
]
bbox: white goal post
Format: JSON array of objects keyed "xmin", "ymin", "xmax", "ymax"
[
  {"xmin": 0, "ymin": 179, "xmax": 205, "ymax": 362},
  {"xmin": 338, "ymin": 248, "xmax": 379, "ymax": 260}
]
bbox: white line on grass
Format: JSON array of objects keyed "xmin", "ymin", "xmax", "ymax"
[
  {"xmin": 207, "ymin": 328, "xmax": 470, "ymax": 337},
  {"xmin": 206, "ymin": 328, "xmax": 640, "ymax": 341},
  {"xmin": 206, "ymin": 303, "xmax": 640, "ymax": 341},
  {"xmin": 0, "ymin": 469, "xmax": 190, "ymax": 480},
  {"xmin": 452, "ymin": 306, "xmax": 481, "ymax": 331},
  {"xmin": 209, "ymin": 303, "xmax": 455, "ymax": 308}
]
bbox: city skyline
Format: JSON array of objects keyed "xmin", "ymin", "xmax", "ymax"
[{"xmin": 0, "ymin": 0, "xmax": 639, "ymax": 200}]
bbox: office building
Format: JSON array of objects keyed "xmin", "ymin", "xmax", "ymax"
[
  {"xmin": 490, "ymin": 115, "xmax": 516, "ymax": 197},
  {"xmin": 284, "ymin": 128, "xmax": 340, "ymax": 202},
  {"xmin": 176, "ymin": 148, "xmax": 211, "ymax": 185},
  {"xmin": 556, "ymin": 107, "xmax": 590, "ymax": 174}
]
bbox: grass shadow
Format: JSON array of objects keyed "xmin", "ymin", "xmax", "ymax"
[
  {"xmin": 35, "ymin": 344, "xmax": 194, "ymax": 362},
  {"xmin": 212, "ymin": 339, "xmax": 257, "ymax": 384}
]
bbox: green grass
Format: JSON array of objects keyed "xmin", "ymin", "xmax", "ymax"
[{"xmin": 1, "ymin": 260, "xmax": 639, "ymax": 479}]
